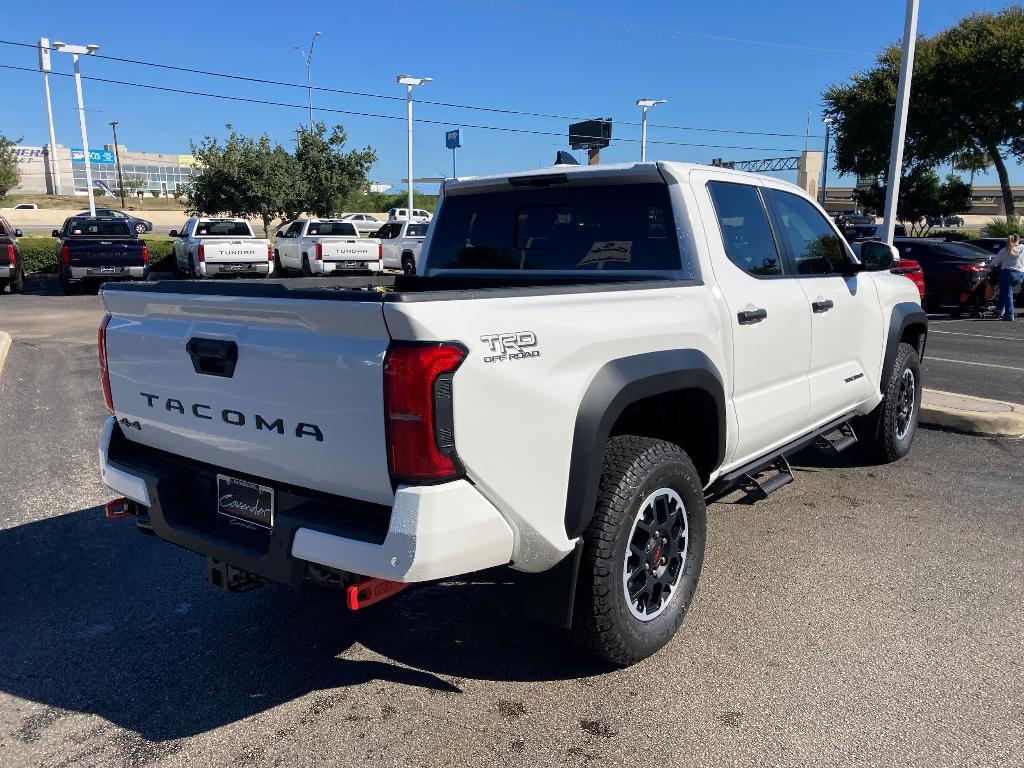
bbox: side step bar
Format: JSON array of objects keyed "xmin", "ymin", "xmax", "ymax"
[
  {"xmin": 741, "ymin": 456, "xmax": 794, "ymax": 501},
  {"xmin": 815, "ymin": 422, "xmax": 858, "ymax": 456}
]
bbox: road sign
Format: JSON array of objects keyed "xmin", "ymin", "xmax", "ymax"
[
  {"xmin": 569, "ymin": 119, "xmax": 612, "ymax": 150},
  {"xmin": 445, "ymin": 129, "xmax": 461, "ymax": 149},
  {"xmin": 71, "ymin": 148, "xmax": 115, "ymax": 164}
]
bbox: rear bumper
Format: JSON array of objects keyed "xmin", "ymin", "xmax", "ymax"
[
  {"xmin": 202, "ymin": 262, "xmax": 271, "ymax": 277},
  {"xmin": 316, "ymin": 260, "xmax": 382, "ymax": 275},
  {"xmin": 99, "ymin": 417, "xmax": 514, "ymax": 585},
  {"xmin": 67, "ymin": 266, "xmax": 148, "ymax": 280}
]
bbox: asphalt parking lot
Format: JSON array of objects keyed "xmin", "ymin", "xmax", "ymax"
[
  {"xmin": 1, "ymin": 286, "xmax": 1022, "ymax": 767},
  {"xmin": 922, "ymin": 313, "xmax": 1023, "ymax": 401}
]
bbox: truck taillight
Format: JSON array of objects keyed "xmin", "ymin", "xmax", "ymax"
[
  {"xmin": 141, "ymin": 242, "xmax": 149, "ymax": 265},
  {"xmin": 315, "ymin": 243, "xmax": 323, "ymax": 261},
  {"xmin": 98, "ymin": 314, "xmax": 113, "ymax": 414},
  {"xmin": 197, "ymin": 243, "xmax": 205, "ymax": 262},
  {"xmin": 268, "ymin": 243, "xmax": 273, "ymax": 262},
  {"xmin": 378, "ymin": 242, "xmax": 383, "ymax": 263},
  {"xmin": 383, "ymin": 342, "xmax": 466, "ymax": 483},
  {"xmin": 5, "ymin": 243, "xmax": 13, "ymax": 267},
  {"xmin": 61, "ymin": 244, "xmax": 70, "ymax": 265}
]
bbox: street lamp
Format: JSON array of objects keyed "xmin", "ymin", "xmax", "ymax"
[
  {"xmin": 294, "ymin": 32, "xmax": 322, "ymax": 130},
  {"xmin": 881, "ymin": 0, "xmax": 920, "ymax": 244},
  {"xmin": 635, "ymin": 98, "xmax": 666, "ymax": 162},
  {"xmin": 821, "ymin": 117, "xmax": 835, "ymax": 208},
  {"xmin": 51, "ymin": 41, "xmax": 100, "ymax": 216},
  {"xmin": 397, "ymin": 75, "xmax": 432, "ymax": 219},
  {"xmin": 38, "ymin": 38, "xmax": 62, "ymax": 195}
]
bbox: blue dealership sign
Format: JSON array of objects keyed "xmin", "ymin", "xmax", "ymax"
[
  {"xmin": 71, "ymin": 148, "xmax": 115, "ymax": 164},
  {"xmin": 445, "ymin": 129, "xmax": 461, "ymax": 149}
]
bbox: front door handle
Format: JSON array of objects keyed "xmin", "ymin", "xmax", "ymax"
[
  {"xmin": 737, "ymin": 308, "xmax": 768, "ymax": 325},
  {"xmin": 812, "ymin": 299, "xmax": 835, "ymax": 313}
]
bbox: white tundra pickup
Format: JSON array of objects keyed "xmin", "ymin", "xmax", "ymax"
[
  {"xmin": 374, "ymin": 220, "xmax": 428, "ymax": 274},
  {"xmin": 98, "ymin": 162, "xmax": 926, "ymax": 665},
  {"xmin": 170, "ymin": 217, "xmax": 273, "ymax": 278},
  {"xmin": 274, "ymin": 219, "xmax": 382, "ymax": 276}
]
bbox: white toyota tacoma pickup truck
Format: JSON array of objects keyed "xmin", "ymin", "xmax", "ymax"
[
  {"xmin": 170, "ymin": 217, "xmax": 273, "ymax": 278},
  {"xmin": 98, "ymin": 162, "xmax": 926, "ymax": 665},
  {"xmin": 273, "ymin": 218, "xmax": 382, "ymax": 276}
]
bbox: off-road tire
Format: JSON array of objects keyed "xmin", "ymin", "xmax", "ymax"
[
  {"xmin": 573, "ymin": 436, "xmax": 706, "ymax": 666},
  {"xmin": 857, "ymin": 342, "xmax": 922, "ymax": 463},
  {"xmin": 401, "ymin": 254, "xmax": 416, "ymax": 275},
  {"xmin": 301, "ymin": 256, "xmax": 313, "ymax": 277}
]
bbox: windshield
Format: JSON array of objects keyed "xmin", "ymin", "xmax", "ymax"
[
  {"xmin": 196, "ymin": 221, "xmax": 253, "ymax": 237},
  {"xmin": 307, "ymin": 222, "xmax": 357, "ymax": 237},
  {"xmin": 426, "ymin": 183, "xmax": 685, "ymax": 273},
  {"xmin": 66, "ymin": 219, "xmax": 133, "ymax": 237}
]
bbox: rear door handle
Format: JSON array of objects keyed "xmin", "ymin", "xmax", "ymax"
[
  {"xmin": 812, "ymin": 299, "xmax": 835, "ymax": 313},
  {"xmin": 737, "ymin": 308, "xmax": 768, "ymax": 325}
]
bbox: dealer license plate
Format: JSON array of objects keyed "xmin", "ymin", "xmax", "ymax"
[{"xmin": 216, "ymin": 475, "xmax": 274, "ymax": 530}]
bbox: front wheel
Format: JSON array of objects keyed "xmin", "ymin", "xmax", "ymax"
[
  {"xmin": 857, "ymin": 342, "xmax": 922, "ymax": 463},
  {"xmin": 573, "ymin": 436, "xmax": 706, "ymax": 666}
]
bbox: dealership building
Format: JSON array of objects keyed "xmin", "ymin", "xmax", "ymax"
[{"xmin": 13, "ymin": 143, "xmax": 196, "ymax": 197}]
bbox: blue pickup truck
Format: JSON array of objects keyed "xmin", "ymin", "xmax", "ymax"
[{"xmin": 55, "ymin": 216, "xmax": 149, "ymax": 294}]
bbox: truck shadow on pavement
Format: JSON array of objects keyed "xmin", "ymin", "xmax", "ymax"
[{"xmin": 0, "ymin": 504, "xmax": 607, "ymax": 742}]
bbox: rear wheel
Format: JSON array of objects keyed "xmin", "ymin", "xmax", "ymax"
[
  {"xmin": 273, "ymin": 250, "xmax": 286, "ymax": 278},
  {"xmin": 401, "ymin": 253, "xmax": 416, "ymax": 275},
  {"xmin": 189, "ymin": 255, "xmax": 204, "ymax": 279},
  {"xmin": 857, "ymin": 342, "xmax": 921, "ymax": 463},
  {"xmin": 573, "ymin": 436, "xmax": 706, "ymax": 666},
  {"xmin": 10, "ymin": 265, "xmax": 24, "ymax": 294},
  {"xmin": 135, "ymin": 223, "xmax": 146, "ymax": 235},
  {"xmin": 301, "ymin": 256, "xmax": 313, "ymax": 277},
  {"xmin": 59, "ymin": 274, "xmax": 75, "ymax": 294}
]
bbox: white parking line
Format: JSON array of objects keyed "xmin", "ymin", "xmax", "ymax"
[
  {"xmin": 932, "ymin": 330, "xmax": 1022, "ymax": 341},
  {"xmin": 927, "ymin": 356, "xmax": 1024, "ymax": 372}
]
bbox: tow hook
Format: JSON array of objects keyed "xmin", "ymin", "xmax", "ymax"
[
  {"xmin": 345, "ymin": 577, "xmax": 408, "ymax": 610},
  {"xmin": 104, "ymin": 497, "xmax": 138, "ymax": 519}
]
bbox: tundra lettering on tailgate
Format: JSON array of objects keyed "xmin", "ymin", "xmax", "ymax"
[{"xmin": 139, "ymin": 392, "xmax": 324, "ymax": 441}]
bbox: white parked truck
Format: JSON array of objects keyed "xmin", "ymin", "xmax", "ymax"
[
  {"xmin": 274, "ymin": 219, "xmax": 382, "ymax": 276},
  {"xmin": 375, "ymin": 220, "xmax": 428, "ymax": 274},
  {"xmin": 98, "ymin": 162, "xmax": 926, "ymax": 665},
  {"xmin": 170, "ymin": 217, "xmax": 273, "ymax": 278},
  {"xmin": 387, "ymin": 207, "xmax": 432, "ymax": 223}
]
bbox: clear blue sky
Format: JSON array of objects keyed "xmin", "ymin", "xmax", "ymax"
[{"xmin": 2, "ymin": 0, "xmax": 1019, "ymax": 190}]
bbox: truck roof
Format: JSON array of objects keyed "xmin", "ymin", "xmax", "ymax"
[{"xmin": 444, "ymin": 160, "xmax": 803, "ymax": 196}]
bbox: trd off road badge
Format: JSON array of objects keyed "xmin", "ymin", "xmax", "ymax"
[{"xmin": 480, "ymin": 331, "xmax": 540, "ymax": 364}]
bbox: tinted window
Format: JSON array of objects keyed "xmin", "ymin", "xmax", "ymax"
[
  {"xmin": 406, "ymin": 224, "xmax": 429, "ymax": 237},
  {"xmin": 66, "ymin": 219, "xmax": 133, "ymax": 237},
  {"xmin": 707, "ymin": 181, "xmax": 782, "ymax": 276},
  {"xmin": 195, "ymin": 221, "xmax": 252, "ymax": 237},
  {"xmin": 307, "ymin": 222, "xmax": 357, "ymax": 236},
  {"xmin": 764, "ymin": 189, "xmax": 850, "ymax": 275},
  {"xmin": 377, "ymin": 224, "xmax": 400, "ymax": 238},
  {"xmin": 284, "ymin": 221, "xmax": 304, "ymax": 237},
  {"xmin": 428, "ymin": 183, "xmax": 684, "ymax": 273}
]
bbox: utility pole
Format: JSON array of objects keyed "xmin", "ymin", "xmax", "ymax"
[
  {"xmin": 51, "ymin": 41, "xmax": 101, "ymax": 216},
  {"xmin": 821, "ymin": 118, "xmax": 834, "ymax": 208},
  {"xmin": 38, "ymin": 38, "xmax": 61, "ymax": 195},
  {"xmin": 294, "ymin": 32, "xmax": 321, "ymax": 130},
  {"xmin": 397, "ymin": 75, "xmax": 432, "ymax": 217},
  {"xmin": 881, "ymin": 0, "xmax": 920, "ymax": 244},
  {"xmin": 110, "ymin": 120, "xmax": 126, "ymax": 208}
]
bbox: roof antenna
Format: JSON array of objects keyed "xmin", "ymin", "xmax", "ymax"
[{"xmin": 554, "ymin": 150, "xmax": 580, "ymax": 166}]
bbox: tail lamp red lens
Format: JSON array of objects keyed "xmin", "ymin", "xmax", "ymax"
[
  {"xmin": 197, "ymin": 243, "xmax": 205, "ymax": 262},
  {"xmin": 315, "ymin": 243, "xmax": 323, "ymax": 262},
  {"xmin": 267, "ymin": 243, "xmax": 273, "ymax": 262},
  {"xmin": 61, "ymin": 244, "xmax": 70, "ymax": 266},
  {"xmin": 384, "ymin": 343, "xmax": 466, "ymax": 483},
  {"xmin": 378, "ymin": 242, "xmax": 383, "ymax": 263},
  {"xmin": 98, "ymin": 314, "xmax": 113, "ymax": 413},
  {"xmin": 954, "ymin": 263, "xmax": 984, "ymax": 273},
  {"xmin": 141, "ymin": 242, "xmax": 149, "ymax": 265},
  {"xmin": 5, "ymin": 243, "xmax": 14, "ymax": 267}
]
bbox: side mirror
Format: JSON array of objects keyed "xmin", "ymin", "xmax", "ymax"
[
  {"xmin": 52, "ymin": 229, "xmax": 61, "ymax": 238},
  {"xmin": 168, "ymin": 230, "xmax": 178, "ymax": 238},
  {"xmin": 860, "ymin": 240, "xmax": 896, "ymax": 271},
  {"xmin": 14, "ymin": 229, "xmax": 22, "ymax": 238}
]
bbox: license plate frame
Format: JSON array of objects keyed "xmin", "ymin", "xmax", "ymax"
[{"xmin": 216, "ymin": 474, "xmax": 275, "ymax": 531}]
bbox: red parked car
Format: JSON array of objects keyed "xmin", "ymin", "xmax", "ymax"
[{"xmin": 891, "ymin": 257, "xmax": 926, "ymax": 301}]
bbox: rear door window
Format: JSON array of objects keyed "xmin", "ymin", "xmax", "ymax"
[
  {"xmin": 427, "ymin": 183, "xmax": 685, "ymax": 273},
  {"xmin": 763, "ymin": 188, "xmax": 851, "ymax": 275},
  {"xmin": 707, "ymin": 181, "xmax": 783, "ymax": 277}
]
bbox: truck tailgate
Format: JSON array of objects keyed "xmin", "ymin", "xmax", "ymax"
[
  {"xmin": 201, "ymin": 239, "xmax": 266, "ymax": 263},
  {"xmin": 319, "ymin": 239, "xmax": 377, "ymax": 261},
  {"xmin": 68, "ymin": 240, "xmax": 144, "ymax": 266},
  {"xmin": 100, "ymin": 288, "xmax": 394, "ymax": 506}
]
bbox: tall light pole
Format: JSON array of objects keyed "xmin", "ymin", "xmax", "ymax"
[
  {"xmin": 821, "ymin": 117, "xmax": 834, "ymax": 208},
  {"xmin": 881, "ymin": 0, "xmax": 920, "ymax": 244},
  {"xmin": 52, "ymin": 41, "xmax": 100, "ymax": 216},
  {"xmin": 294, "ymin": 32, "xmax": 322, "ymax": 130},
  {"xmin": 110, "ymin": 121, "xmax": 126, "ymax": 209},
  {"xmin": 397, "ymin": 75, "xmax": 432, "ymax": 218},
  {"xmin": 635, "ymin": 98, "xmax": 666, "ymax": 162},
  {"xmin": 38, "ymin": 38, "xmax": 62, "ymax": 195}
]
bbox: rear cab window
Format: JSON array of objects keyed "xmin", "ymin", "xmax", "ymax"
[
  {"xmin": 196, "ymin": 221, "xmax": 253, "ymax": 237},
  {"xmin": 65, "ymin": 219, "xmax": 133, "ymax": 237},
  {"xmin": 424, "ymin": 182, "xmax": 691, "ymax": 277},
  {"xmin": 307, "ymin": 222, "xmax": 358, "ymax": 237}
]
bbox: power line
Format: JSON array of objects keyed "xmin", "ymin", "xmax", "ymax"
[
  {"xmin": 0, "ymin": 38, "xmax": 821, "ymax": 140},
  {"xmin": 0, "ymin": 62, "xmax": 807, "ymax": 152}
]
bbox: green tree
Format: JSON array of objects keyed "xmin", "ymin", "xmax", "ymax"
[
  {"xmin": 0, "ymin": 134, "xmax": 22, "ymax": 198},
  {"xmin": 824, "ymin": 6, "xmax": 1024, "ymax": 216},
  {"xmin": 295, "ymin": 123, "xmax": 376, "ymax": 216},
  {"xmin": 119, "ymin": 175, "xmax": 147, "ymax": 197},
  {"xmin": 185, "ymin": 126, "xmax": 303, "ymax": 236},
  {"xmin": 855, "ymin": 169, "xmax": 972, "ymax": 235},
  {"xmin": 952, "ymin": 147, "xmax": 992, "ymax": 193}
]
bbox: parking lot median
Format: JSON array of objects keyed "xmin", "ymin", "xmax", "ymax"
[{"xmin": 920, "ymin": 388, "xmax": 1024, "ymax": 438}]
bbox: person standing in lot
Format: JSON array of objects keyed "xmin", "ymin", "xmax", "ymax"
[{"xmin": 987, "ymin": 234, "xmax": 1024, "ymax": 321}]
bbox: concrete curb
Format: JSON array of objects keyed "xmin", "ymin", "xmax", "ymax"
[
  {"xmin": 0, "ymin": 331, "xmax": 11, "ymax": 385},
  {"xmin": 920, "ymin": 388, "xmax": 1024, "ymax": 438}
]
